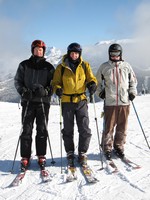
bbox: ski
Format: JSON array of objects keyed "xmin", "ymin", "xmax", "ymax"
[
  {"xmin": 10, "ymin": 170, "xmax": 26, "ymax": 187},
  {"xmin": 80, "ymin": 164, "xmax": 99, "ymax": 183},
  {"xmin": 66, "ymin": 166, "xmax": 77, "ymax": 182},
  {"xmin": 105, "ymin": 156, "xmax": 140, "ymax": 174},
  {"xmin": 105, "ymin": 159, "xmax": 119, "ymax": 173},
  {"xmin": 112, "ymin": 150, "xmax": 141, "ymax": 170},
  {"xmin": 40, "ymin": 169, "xmax": 52, "ymax": 182},
  {"xmin": 118, "ymin": 156, "xmax": 141, "ymax": 170}
]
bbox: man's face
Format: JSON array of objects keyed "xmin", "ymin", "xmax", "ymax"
[
  {"xmin": 33, "ymin": 47, "xmax": 44, "ymax": 57},
  {"xmin": 69, "ymin": 52, "xmax": 80, "ymax": 60},
  {"xmin": 110, "ymin": 55, "xmax": 120, "ymax": 61}
]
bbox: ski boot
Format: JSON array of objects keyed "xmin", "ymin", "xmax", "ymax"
[
  {"xmin": 105, "ymin": 151, "xmax": 112, "ymax": 160},
  {"xmin": 67, "ymin": 151, "xmax": 75, "ymax": 167},
  {"xmin": 114, "ymin": 148, "xmax": 125, "ymax": 158},
  {"xmin": 78, "ymin": 152, "xmax": 88, "ymax": 166},
  {"xmin": 38, "ymin": 156, "xmax": 46, "ymax": 170},
  {"xmin": 20, "ymin": 157, "xmax": 30, "ymax": 172}
]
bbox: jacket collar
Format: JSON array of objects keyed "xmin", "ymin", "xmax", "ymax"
[{"xmin": 62, "ymin": 54, "xmax": 83, "ymax": 67}]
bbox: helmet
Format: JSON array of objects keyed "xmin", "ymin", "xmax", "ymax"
[
  {"xmin": 108, "ymin": 43, "xmax": 122, "ymax": 61},
  {"xmin": 67, "ymin": 42, "xmax": 82, "ymax": 53},
  {"xmin": 109, "ymin": 43, "xmax": 122, "ymax": 52},
  {"xmin": 31, "ymin": 40, "xmax": 46, "ymax": 55}
]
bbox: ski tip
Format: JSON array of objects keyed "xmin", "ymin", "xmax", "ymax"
[
  {"xmin": 66, "ymin": 178, "xmax": 75, "ymax": 182},
  {"xmin": 112, "ymin": 169, "xmax": 119, "ymax": 173},
  {"xmin": 65, "ymin": 175, "xmax": 77, "ymax": 182},
  {"xmin": 133, "ymin": 166, "xmax": 141, "ymax": 169},
  {"xmin": 99, "ymin": 167, "xmax": 104, "ymax": 171},
  {"xmin": 88, "ymin": 178, "xmax": 99, "ymax": 184}
]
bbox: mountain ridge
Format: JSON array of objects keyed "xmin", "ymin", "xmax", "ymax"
[{"xmin": 0, "ymin": 39, "xmax": 150, "ymax": 103}]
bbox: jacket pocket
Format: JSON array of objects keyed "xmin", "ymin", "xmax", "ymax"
[{"xmin": 120, "ymin": 88, "xmax": 128, "ymax": 103}]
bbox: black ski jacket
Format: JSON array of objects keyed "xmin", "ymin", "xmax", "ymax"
[{"xmin": 14, "ymin": 56, "xmax": 55, "ymax": 104}]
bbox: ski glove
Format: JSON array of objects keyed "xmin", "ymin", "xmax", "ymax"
[
  {"xmin": 22, "ymin": 87, "xmax": 32, "ymax": 99},
  {"xmin": 129, "ymin": 93, "xmax": 135, "ymax": 101},
  {"xmin": 99, "ymin": 89, "xmax": 105, "ymax": 100},
  {"xmin": 87, "ymin": 81, "xmax": 97, "ymax": 95},
  {"xmin": 46, "ymin": 85, "xmax": 53, "ymax": 97},
  {"xmin": 56, "ymin": 88, "xmax": 63, "ymax": 98},
  {"xmin": 32, "ymin": 84, "xmax": 47, "ymax": 97}
]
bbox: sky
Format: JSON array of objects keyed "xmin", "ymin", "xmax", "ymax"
[
  {"xmin": 0, "ymin": 0, "xmax": 150, "ymax": 74},
  {"xmin": 0, "ymin": 0, "xmax": 146, "ymax": 48}
]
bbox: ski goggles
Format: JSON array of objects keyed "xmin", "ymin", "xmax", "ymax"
[{"xmin": 109, "ymin": 51, "xmax": 121, "ymax": 57}]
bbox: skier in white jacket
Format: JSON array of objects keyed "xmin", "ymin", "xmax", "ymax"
[{"xmin": 96, "ymin": 43, "xmax": 137, "ymax": 160}]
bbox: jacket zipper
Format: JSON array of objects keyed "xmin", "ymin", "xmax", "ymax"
[
  {"xmin": 32, "ymin": 69, "xmax": 39, "ymax": 84},
  {"xmin": 115, "ymin": 63, "xmax": 119, "ymax": 106}
]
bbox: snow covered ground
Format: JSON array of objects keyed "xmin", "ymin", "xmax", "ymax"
[{"xmin": 0, "ymin": 95, "xmax": 150, "ymax": 200}]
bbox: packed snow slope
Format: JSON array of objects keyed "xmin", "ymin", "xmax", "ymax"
[{"xmin": 0, "ymin": 95, "xmax": 150, "ymax": 200}]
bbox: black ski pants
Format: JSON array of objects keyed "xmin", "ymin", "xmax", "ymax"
[
  {"xmin": 20, "ymin": 101, "xmax": 50, "ymax": 158},
  {"xmin": 61, "ymin": 100, "xmax": 92, "ymax": 154}
]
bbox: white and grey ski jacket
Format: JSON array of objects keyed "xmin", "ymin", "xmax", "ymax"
[{"xmin": 96, "ymin": 60, "xmax": 137, "ymax": 106}]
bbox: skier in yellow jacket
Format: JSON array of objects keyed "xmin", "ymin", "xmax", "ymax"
[{"xmin": 52, "ymin": 42, "xmax": 97, "ymax": 166}]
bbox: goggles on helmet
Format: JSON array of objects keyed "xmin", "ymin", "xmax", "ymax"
[
  {"xmin": 31, "ymin": 40, "xmax": 46, "ymax": 49},
  {"xmin": 109, "ymin": 51, "xmax": 121, "ymax": 57}
]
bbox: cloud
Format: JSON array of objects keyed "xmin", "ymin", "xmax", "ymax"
[
  {"xmin": 0, "ymin": 17, "xmax": 29, "ymax": 75},
  {"xmin": 1, "ymin": 0, "xmax": 150, "ymax": 78},
  {"xmin": 130, "ymin": 1, "xmax": 150, "ymax": 68}
]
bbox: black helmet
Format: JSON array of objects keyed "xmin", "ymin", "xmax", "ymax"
[
  {"xmin": 109, "ymin": 43, "xmax": 122, "ymax": 52},
  {"xmin": 31, "ymin": 40, "xmax": 46, "ymax": 55},
  {"xmin": 67, "ymin": 42, "xmax": 82, "ymax": 53},
  {"xmin": 108, "ymin": 43, "xmax": 122, "ymax": 61}
]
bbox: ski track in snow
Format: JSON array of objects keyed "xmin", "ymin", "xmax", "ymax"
[{"xmin": 0, "ymin": 95, "xmax": 150, "ymax": 200}]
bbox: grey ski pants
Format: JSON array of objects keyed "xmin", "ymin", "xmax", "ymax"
[{"xmin": 61, "ymin": 100, "xmax": 92, "ymax": 154}]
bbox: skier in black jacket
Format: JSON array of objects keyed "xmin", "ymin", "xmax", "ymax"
[{"xmin": 14, "ymin": 40, "xmax": 55, "ymax": 171}]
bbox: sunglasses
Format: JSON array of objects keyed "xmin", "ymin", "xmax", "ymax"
[{"xmin": 110, "ymin": 51, "xmax": 121, "ymax": 57}]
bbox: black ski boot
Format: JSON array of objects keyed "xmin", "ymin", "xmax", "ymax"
[
  {"xmin": 67, "ymin": 152, "xmax": 75, "ymax": 167},
  {"xmin": 114, "ymin": 149, "xmax": 125, "ymax": 158},
  {"xmin": 105, "ymin": 151, "xmax": 112, "ymax": 160},
  {"xmin": 38, "ymin": 156, "xmax": 46, "ymax": 170}
]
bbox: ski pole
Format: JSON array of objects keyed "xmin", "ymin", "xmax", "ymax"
[
  {"xmin": 131, "ymin": 101, "xmax": 150, "ymax": 149},
  {"xmin": 41, "ymin": 99, "xmax": 55, "ymax": 165},
  {"xmin": 11, "ymin": 101, "xmax": 29, "ymax": 173},
  {"xmin": 92, "ymin": 95, "xmax": 104, "ymax": 169},
  {"xmin": 59, "ymin": 98, "xmax": 63, "ymax": 174}
]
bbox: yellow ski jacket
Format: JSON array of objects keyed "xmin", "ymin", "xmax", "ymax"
[{"xmin": 52, "ymin": 55, "xmax": 97, "ymax": 103}]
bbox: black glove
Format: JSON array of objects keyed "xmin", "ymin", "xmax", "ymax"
[
  {"xmin": 129, "ymin": 93, "xmax": 135, "ymax": 101},
  {"xmin": 46, "ymin": 85, "xmax": 53, "ymax": 97},
  {"xmin": 32, "ymin": 84, "xmax": 46, "ymax": 97},
  {"xmin": 56, "ymin": 88, "xmax": 63, "ymax": 98},
  {"xmin": 99, "ymin": 89, "xmax": 105, "ymax": 99},
  {"xmin": 87, "ymin": 81, "xmax": 97, "ymax": 95},
  {"xmin": 22, "ymin": 87, "xmax": 32, "ymax": 99}
]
